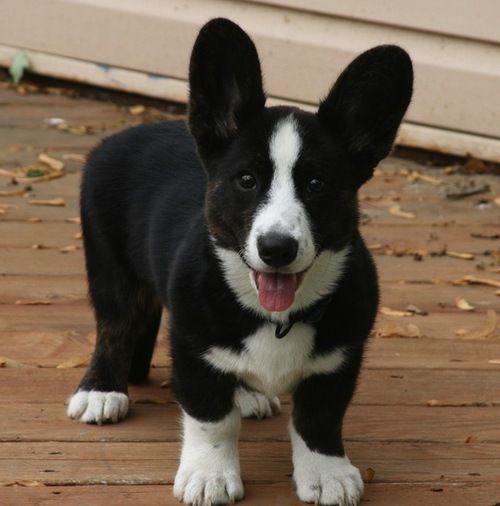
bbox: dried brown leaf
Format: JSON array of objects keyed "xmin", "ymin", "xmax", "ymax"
[
  {"xmin": 388, "ymin": 205, "xmax": 416, "ymax": 220},
  {"xmin": 15, "ymin": 172, "xmax": 63, "ymax": 184},
  {"xmin": 66, "ymin": 217, "xmax": 81, "ymax": 224},
  {"xmin": 59, "ymin": 244, "xmax": 80, "ymax": 253},
  {"xmin": 74, "ymin": 231, "xmax": 83, "ymax": 240},
  {"xmin": 462, "ymin": 275, "xmax": 500, "ymax": 289},
  {"xmin": 406, "ymin": 304, "xmax": 428, "ymax": 316},
  {"xmin": 129, "ymin": 105, "xmax": 146, "ymax": 115},
  {"xmin": 447, "ymin": 251, "xmax": 474, "ymax": 260},
  {"xmin": 27, "ymin": 217, "xmax": 42, "ymax": 223},
  {"xmin": 61, "ymin": 153, "xmax": 86, "ymax": 162},
  {"xmin": 0, "ymin": 356, "xmax": 37, "ymax": 368},
  {"xmin": 375, "ymin": 323, "xmax": 421, "ymax": 338},
  {"xmin": 0, "ymin": 189, "xmax": 27, "ymax": 197},
  {"xmin": 29, "ymin": 197, "xmax": 66, "ymax": 207},
  {"xmin": 38, "ymin": 153, "xmax": 65, "ymax": 172},
  {"xmin": 132, "ymin": 397, "xmax": 167, "ymax": 405},
  {"xmin": 363, "ymin": 467, "xmax": 376, "ymax": 482},
  {"xmin": 407, "ymin": 171, "xmax": 442, "ymax": 185},
  {"xmin": 56, "ymin": 355, "xmax": 90, "ymax": 369},
  {"xmin": 455, "ymin": 310, "xmax": 497, "ymax": 339},
  {"xmin": 160, "ymin": 380, "xmax": 170, "ymax": 388},
  {"xmin": 15, "ymin": 299, "xmax": 52, "ymax": 306},
  {"xmin": 4, "ymin": 480, "xmax": 46, "ymax": 487},
  {"xmin": 380, "ymin": 307, "xmax": 413, "ymax": 317},
  {"xmin": 455, "ymin": 297, "xmax": 475, "ymax": 311}
]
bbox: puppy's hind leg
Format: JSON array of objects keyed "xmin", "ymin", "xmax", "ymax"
[{"xmin": 68, "ymin": 246, "xmax": 160, "ymax": 424}]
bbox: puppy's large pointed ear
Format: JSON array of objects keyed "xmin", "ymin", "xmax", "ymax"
[
  {"xmin": 318, "ymin": 45, "xmax": 413, "ymax": 186},
  {"xmin": 188, "ymin": 18, "xmax": 266, "ymax": 156}
]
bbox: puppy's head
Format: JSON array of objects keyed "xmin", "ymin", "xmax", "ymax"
[{"xmin": 189, "ymin": 18, "xmax": 413, "ymax": 316}]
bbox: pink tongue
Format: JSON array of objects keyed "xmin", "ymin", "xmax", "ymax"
[{"xmin": 257, "ymin": 272, "xmax": 298, "ymax": 312}]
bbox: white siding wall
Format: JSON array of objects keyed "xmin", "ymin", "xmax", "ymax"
[{"xmin": 1, "ymin": 0, "xmax": 499, "ymax": 160}]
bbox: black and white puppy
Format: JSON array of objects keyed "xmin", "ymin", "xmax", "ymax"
[{"xmin": 67, "ymin": 18, "xmax": 413, "ymax": 506}]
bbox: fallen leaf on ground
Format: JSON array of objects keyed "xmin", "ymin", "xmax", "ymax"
[
  {"xmin": 465, "ymin": 435, "xmax": 478, "ymax": 444},
  {"xmin": 462, "ymin": 275, "xmax": 500, "ymax": 289},
  {"xmin": 9, "ymin": 50, "xmax": 31, "ymax": 84},
  {"xmin": 375, "ymin": 323, "xmax": 421, "ymax": 338},
  {"xmin": 363, "ymin": 468, "xmax": 376, "ymax": 482},
  {"xmin": 56, "ymin": 355, "xmax": 90, "ymax": 369},
  {"xmin": 446, "ymin": 184, "xmax": 491, "ymax": 200},
  {"xmin": 0, "ymin": 189, "xmax": 27, "ymax": 197},
  {"xmin": 31, "ymin": 244, "xmax": 46, "ymax": 250},
  {"xmin": 29, "ymin": 197, "xmax": 66, "ymax": 207},
  {"xmin": 59, "ymin": 244, "xmax": 80, "ymax": 253},
  {"xmin": 488, "ymin": 359, "xmax": 500, "ymax": 364},
  {"xmin": 455, "ymin": 310, "xmax": 497, "ymax": 339},
  {"xmin": 446, "ymin": 251, "xmax": 474, "ymax": 260},
  {"xmin": 62, "ymin": 153, "xmax": 86, "ymax": 162},
  {"xmin": 160, "ymin": 380, "xmax": 170, "ymax": 388},
  {"xmin": 74, "ymin": 231, "xmax": 82, "ymax": 240},
  {"xmin": 406, "ymin": 304, "xmax": 428, "ymax": 316},
  {"xmin": 129, "ymin": 105, "xmax": 146, "ymax": 115},
  {"xmin": 3, "ymin": 480, "xmax": 45, "ymax": 487},
  {"xmin": 132, "ymin": 397, "xmax": 167, "ymax": 405},
  {"xmin": 38, "ymin": 153, "xmax": 64, "ymax": 172},
  {"xmin": 407, "ymin": 171, "xmax": 442, "ymax": 185},
  {"xmin": 15, "ymin": 171, "xmax": 63, "ymax": 184},
  {"xmin": 380, "ymin": 307, "xmax": 414, "ymax": 317},
  {"xmin": 15, "ymin": 299, "xmax": 52, "ymax": 306},
  {"xmin": 389, "ymin": 205, "xmax": 416, "ymax": 220},
  {"xmin": 471, "ymin": 232, "xmax": 500, "ymax": 240},
  {"xmin": 0, "ymin": 356, "xmax": 37, "ymax": 368},
  {"xmin": 66, "ymin": 217, "xmax": 81, "ymax": 224},
  {"xmin": 456, "ymin": 297, "xmax": 475, "ymax": 311},
  {"xmin": 27, "ymin": 217, "xmax": 42, "ymax": 223}
]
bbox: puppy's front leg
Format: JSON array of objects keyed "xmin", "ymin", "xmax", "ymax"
[
  {"xmin": 291, "ymin": 363, "xmax": 364, "ymax": 506},
  {"xmin": 173, "ymin": 353, "xmax": 243, "ymax": 505}
]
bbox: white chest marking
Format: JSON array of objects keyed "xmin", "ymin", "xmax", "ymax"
[{"xmin": 204, "ymin": 323, "xmax": 346, "ymax": 398}]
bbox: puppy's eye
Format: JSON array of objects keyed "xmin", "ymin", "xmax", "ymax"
[
  {"xmin": 238, "ymin": 173, "xmax": 256, "ymax": 190},
  {"xmin": 307, "ymin": 178, "xmax": 325, "ymax": 193}
]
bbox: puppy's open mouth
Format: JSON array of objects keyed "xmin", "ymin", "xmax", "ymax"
[{"xmin": 252, "ymin": 270, "xmax": 305, "ymax": 312}]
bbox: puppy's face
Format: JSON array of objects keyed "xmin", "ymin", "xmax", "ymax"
[
  {"xmin": 189, "ymin": 18, "xmax": 413, "ymax": 315},
  {"xmin": 204, "ymin": 109, "xmax": 359, "ymax": 312}
]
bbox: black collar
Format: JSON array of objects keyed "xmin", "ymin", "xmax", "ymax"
[{"xmin": 274, "ymin": 294, "xmax": 333, "ymax": 339}]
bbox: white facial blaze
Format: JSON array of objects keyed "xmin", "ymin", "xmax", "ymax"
[{"xmin": 246, "ymin": 115, "xmax": 315, "ymax": 272}]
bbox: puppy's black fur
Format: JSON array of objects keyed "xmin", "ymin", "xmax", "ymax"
[{"xmin": 73, "ymin": 16, "xmax": 412, "ymax": 496}]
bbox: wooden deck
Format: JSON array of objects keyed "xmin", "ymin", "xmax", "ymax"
[{"xmin": 0, "ymin": 79, "xmax": 499, "ymax": 506}]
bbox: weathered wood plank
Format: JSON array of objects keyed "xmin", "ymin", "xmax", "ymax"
[
  {"xmin": 3, "ymin": 368, "xmax": 500, "ymax": 407},
  {"xmin": 2, "ymin": 402, "xmax": 500, "ymax": 445},
  {"xmin": 2, "ymin": 482, "xmax": 499, "ymax": 506},
  {"xmin": 1, "ymin": 441, "xmax": 499, "ymax": 485}
]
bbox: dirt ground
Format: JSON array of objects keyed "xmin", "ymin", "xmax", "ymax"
[{"xmin": 0, "ymin": 77, "xmax": 499, "ymax": 505}]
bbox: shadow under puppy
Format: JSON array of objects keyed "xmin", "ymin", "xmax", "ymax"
[{"xmin": 68, "ymin": 18, "xmax": 413, "ymax": 506}]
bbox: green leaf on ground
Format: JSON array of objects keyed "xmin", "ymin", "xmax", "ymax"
[{"xmin": 9, "ymin": 51, "xmax": 31, "ymax": 84}]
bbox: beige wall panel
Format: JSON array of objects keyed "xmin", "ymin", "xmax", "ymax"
[
  {"xmin": 0, "ymin": 0, "xmax": 499, "ymax": 142},
  {"xmin": 244, "ymin": 0, "xmax": 500, "ymax": 44}
]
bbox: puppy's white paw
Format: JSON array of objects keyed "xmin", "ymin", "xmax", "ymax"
[
  {"xmin": 174, "ymin": 465, "xmax": 244, "ymax": 505},
  {"xmin": 67, "ymin": 390, "xmax": 129, "ymax": 424},
  {"xmin": 291, "ymin": 423, "xmax": 363, "ymax": 506},
  {"xmin": 294, "ymin": 456, "xmax": 363, "ymax": 506},
  {"xmin": 174, "ymin": 409, "xmax": 244, "ymax": 505},
  {"xmin": 234, "ymin": 387, "xmax": 280, "ymax": 419}
]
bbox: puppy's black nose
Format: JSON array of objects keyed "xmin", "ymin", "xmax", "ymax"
[{"xmin": 257, "ymin": 233, "xmax": 298, "ymax": 268}]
